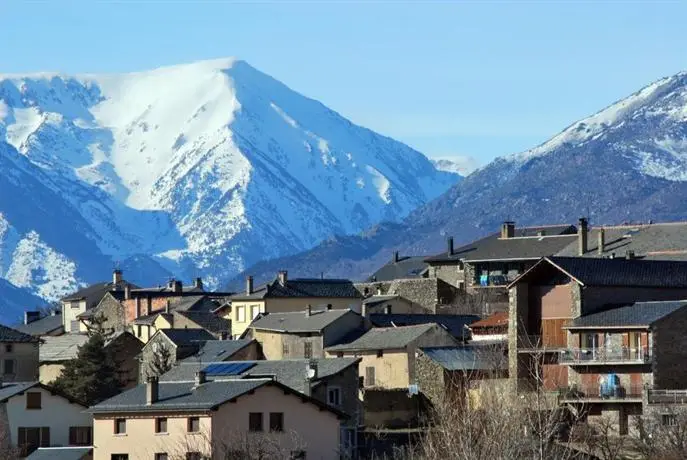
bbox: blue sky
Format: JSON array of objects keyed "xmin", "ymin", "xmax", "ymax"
[{"xmin": 1, "ymin": 1, "xmax": 686, "ymax": 168}]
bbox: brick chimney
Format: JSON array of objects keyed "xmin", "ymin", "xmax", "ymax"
[
  {"xmin": 146, "ymin": 376, "xmax": 159, "ymax": 405},
  {"xmin": 447, "ymin": 237, "xmax": 454, "ymax": 256},
  {"xmin": 598, "ymin": 228, "xmax": 605, "ymax": 255},
  {"xmin": 246, "ymin": 276, "xmax": 254, "ymax": 295},
  {"xmin": 113, "ymin": 269, "xmax": 123, "ymax": 286},
  {"xmin": 278, "ymin": 270, "xmax": 288, "ymax": 286},
  {"xmin": 501, "ymin": 221, "xmax": 515, "ymax": 239},
  {"xmin": 578, "ymin": 218, "xmax": 588, "ymax": 255},
  {"xmin": 193, "ymin": 277, "xmax": 203, "ymax": 290}
]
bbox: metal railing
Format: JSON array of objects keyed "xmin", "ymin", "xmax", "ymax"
[
  {"xmin": 647, "ymin": 389, "xmax": 687, "ymax": 405},
  {"xmin": 559, "ymin": 347, "xmax": 651, "ymax": 364},
  {"xmin": 558, "ymin": 384, "xmax": 644, "ymax": 402}
]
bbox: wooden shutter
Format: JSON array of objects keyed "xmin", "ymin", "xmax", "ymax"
[{"xmin": 366, "ymin": 366, "xmax": 376, "ymax": 386}]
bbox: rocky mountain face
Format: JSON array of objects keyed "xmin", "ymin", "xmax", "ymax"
[
  {"xmin": 0, "ymin": 58, "xmax": 458, "ymax": 322},
  {"xmin": 228, "ymin": 70, "xmax": 687, "ymax": 288}
]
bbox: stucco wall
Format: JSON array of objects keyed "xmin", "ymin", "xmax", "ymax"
[
  {"xmin": 0, "ymin": 342, "xmax": 39, "ymax": 382},
  {"xmin": 252, "ymin": 330, "xmax": 324, "ymax": 360},
  {"xmin": 62, "ymin": 300, "xmax": 87, "ymax": 333},
  {"xmin": 39, "ymin": 363, "xmax": 64, "ymax": 384}
]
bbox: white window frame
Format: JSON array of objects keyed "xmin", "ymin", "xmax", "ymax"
[
  {"xmin": 250, "ymin": 305, "xmax": 260, "ymax": 320},
  {"xmin": 237, "ymin": 306, "xmax": 245, "ymax": 322}
]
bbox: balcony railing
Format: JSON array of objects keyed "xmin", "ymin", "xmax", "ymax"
[
  {"xmin": 647, "ymin": 389, "xmax": 687, "ymax": 405},
  {"xmin": 558, "ymin": 384, "xmax": 644, "ymax": 402},
  {"xmin": 559, "ymin": 347, "xmax": 651, "ymax": 364}
]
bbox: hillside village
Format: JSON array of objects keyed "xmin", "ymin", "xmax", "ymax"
[{"xmin": 2, "ymin": 219, "xmax": 687, "ymax": 458}]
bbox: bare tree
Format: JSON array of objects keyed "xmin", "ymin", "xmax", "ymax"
[
  {"xmin": 633, "ymin": 405, "xmax": 687, "ymax": 460},
  {"xmin": 146, "ymin": 343, "xmax": 173, "ymax": 379}
]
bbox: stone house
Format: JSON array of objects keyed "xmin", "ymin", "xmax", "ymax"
[
  {"xmin": 225, "ymin": 271, "xmax": 363, "ymax": 339},
  {"xmin": 0, "ymin": 325, "xmax": 39, "ymax": 383},
  {"xmin": 0, "ymin": 382, "xmax": 92, "ymax": 457},
  {"xmin": 366, "ymin": 252, "xmax": 429, "ymax": 282},
  {"xmin": 245, "ymin": 306, "xmax": 364, "ymax": 360},
  {"xmin": 356, "ymin": 277, "xmax": 462, "ymax": 314},
  {"xmin": 89, "ymin": 375, "xmax": 347, "ymax": 460}
]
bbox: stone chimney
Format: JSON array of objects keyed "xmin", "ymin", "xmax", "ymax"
[
  {"xmin": 246, "ymin": 276, "xmax": 254, "ymax": 295},
  {"xmin": 113, "ymin": 269, "xmax": 123, "ymax": 286},
  {"xmin": 501, "ymin": 221, "xmax": 515, "ymax": 239},
  {"xmin": 195, "ymin": 371, "xmax": 207, "ymax": 386},
  {"xmin": 578, "ymin": 218, "xmax": 588, "ymax": 255},
  {"xmin": 305, "ymin": 304, "xmax": 312, "ymax": 317},
  {"xmin": 278, "ymin": 270, "xmax": 288, "ymax": 286},
  {"xmin": 146, "ymin": 376, "xmax": 159, "ymax": 405},
  {"xmin": 447, "ymin": 237, "xmax": 454, "ymax": 256},
  {"xmin": 193, "ymin": 277, "xmax": 203, "ymax": 290},
  {"xmin": 598, "ymin": 228, "xmax": 605, "ymax": 255}
]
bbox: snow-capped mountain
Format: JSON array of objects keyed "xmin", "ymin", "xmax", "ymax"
[
  {"xmin": 0, "ymin": 58, "xmax": 458, "ymax": 320},
  {"xmin": 431, "ymin": 156, "xmax": 480, "ymax": 176},
  {"xmin": 227, "ymin": 70, "xmax": 687, "ymax": 287}
]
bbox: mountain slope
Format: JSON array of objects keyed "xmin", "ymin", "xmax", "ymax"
[
  {"xmin": 228, "ymin": 70, "xmax": 687, "ymax": 287},
  {"xmin": 0, "ymin": 58, "xmax": 458, "ymax": 311}
]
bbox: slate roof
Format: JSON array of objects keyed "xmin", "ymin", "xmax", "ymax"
[
  {"xmin": 362, "ymin": 295, "xmax": 403, "ymax": 307},
  {"xmin": 0, "ymin": 382, "xmax": 39, "ymax": 401},
  {"xmin": 159, "ymin": 329, "xmax": 216, "ymax": 347},
  {"xmin": 180, "ymin": 339, "xmax": 255, "ymax": 362},
  {"xmin": 232, "ymin": 277, "xmax": 361, "ymax": 301},
  {"xmin": 40, "ymin": 334, "xmax": 89, "ymax": 362},
  {"xmin": 249, "ymin": 308, "xmax": 354, "ymax": 333},
  {"xmin": 161, "ymin": 357, "xmax": 361, "ymax": 394},
  {"xmin": 89, "ymin": 378, "xmax": 346, "ymax": 417},
  {"xmin": 513, "ymin": 256, "xmax": 687, "ymax": 288},
  {"xmin": 174, "ymin": 310, "xmax": 230, "ymax": 334},
  {"xmin": 425, "ymin": 225, "xmax": 577, "ymax": 263},
  {"xmin": 327, "ymin": 324, "xmax": 442, "ymax": 352},
  {"xmin": 26, "ymin": 447, "xmax": 92, "ymax": 460},
  {"xmin": 567, "ymin": 301, "xmax": 687, "ymax": 329},
  {"xmin": 368, "ymin": 255, "xmax": 429, "ymax": 282},
  {"xmin": 0, "ymin": 324, "xmax": 40, "ymax": 343},
  {"xmin": 132, "ymin": 312, "xmax": 172, "ymax": 326},
  {"xmin": 14, "ymin": 313, "xmax": 63, "ymax": 337},
  {"xmin": 61, "ymin": 280, "xmax": 137, "ymax": 308},
  {"xmin": 420, "ymin": 346, "xmax": 508, "ymax": 371},
  {"xmin": 368, "ymin": 314, "xmax": 479, "ymax": 340}
]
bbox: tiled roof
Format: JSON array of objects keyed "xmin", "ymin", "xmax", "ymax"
[
  {"xmin": 368, "ymin": 255, "xmax": 429, "ymax": 282},
  {"xmin": 161, "ymin": 358, "xmax": 360, "ymax": 394},
  {"xmin": 249, "ymin": 308, "xmax": 355, "ymax": 333},
  {"xmin": 568, "ymin": 301, "xmax": 687, "ymax": 328},
  {"xmin": 40, "ymin": 335, "xmax": 89, "ymax": 362},
  {"xmin": 89, "ymin": 378, "xmax": 346, "ymax": 418},
  {"xmin": 420, "ymin": 345, "xmax": 508, "ymax": 371},
  {"xmin": 425, "ymin": 225, "xmax": 577, "ymax": 263},
  {"xmin": 368, "ymin": 314, "xmax": 479, "ymax": 340},
  {"xmin": 232, "ymin": 278, "xmax": 361, "ymax": 301},
  {"xmin": 174, "ymin": 310, "xmax": 230, "ymax": 334},
  {"xmin": 0, "ymin": 324, "xmax": 40, "ymax": 343},
  {"xmin": 180, "ymin": 339, "xmax": 255, "ymax": 362},
  {"xmin": 159, "ymin": 329, "xmax": 216, "ymax": 347},
  {"xmin": 327, "ymin": 324, "xmax": 443, "ymax": 352},
  {"xmin": 14, "ymin": 313, "xmax": 63, "ymax": 336},
  {"xmin": 26, "ymin": 447, "xmax": 92, "ymax": 460},
  {"xmin": 469, "ymin": 312, "xmax": 509, "ymax": 330}
]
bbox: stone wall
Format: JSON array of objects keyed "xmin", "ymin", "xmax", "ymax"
[
  {"xmin": 652, "ymin": 306, "xmax": 687, "ymax": 389},
  {"xmin": 355, "ymin": 278, "xmax": 462, "ymax": 313},
  {"xmin": 92, "ymin": 293, "xmax": 126, "ymax": 333},
  {"xmin": 415, "ymin": 352, "xmax": 446, "ymax": 408}
]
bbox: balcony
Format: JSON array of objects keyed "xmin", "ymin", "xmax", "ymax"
[
  {"xmin": 647, "ymin": 389, "xmax": 687, "ymax": 405},
  {"xmin": 558, "ymin": 384, "xmax": 644, "ymax": 403},
  {"xmin": 559, "ymin": 347, "xmax": 651, "ymax": 365}
]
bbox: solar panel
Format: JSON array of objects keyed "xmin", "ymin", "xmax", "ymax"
[{"xmin": 203, "ymin": 362, "xmax": 256, "ymax": 376}]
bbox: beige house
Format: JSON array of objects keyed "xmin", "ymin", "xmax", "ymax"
[
  {"xmin": 225, "ymin": 272, "xmax": 362, "ymax": 339},
  {"xmin": 0, "ymin": 382, "xmax": 92, "ymax": 457},
  {"xmin": 89, "ymin": 375, "xmax": 346, "ymax": 460},
  {"xmin": 0, "ymin": 325, "xmax": 40, "ymax": 383},
  {"xmin": 327, "ymin": 323, "xmax": 458, "ymax": 390},
  {"xmin": 246, "ymin": 307, "xmax": 364, "ymax": 360}
]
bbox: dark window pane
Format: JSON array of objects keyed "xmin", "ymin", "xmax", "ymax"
[
  {"xmin": 249, "ymin": 412, "xmax": 263, "ymax": 432},
  {"xmin": 269, "ymin": 412, "xmax": 283, "ymax": 432},
  {"xmin": 115, "ymin": 419, "xmax": 126, "ymax": 434},
  {"xmin": 187, "ymin": 417, "xmax": 200, "ymax": 433},
  {"xmin": 26, "ymin": 392, "xmax": 41, "ymax": 409}
]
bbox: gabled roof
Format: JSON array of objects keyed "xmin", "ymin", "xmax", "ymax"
[
  {"xmin": 132, "ymin": 312, "xmax": 172, "ymax": 326},
  {"xmin": 567, "ymin": 301, "xmax": 687, "ymax": 329},
  {"xmin": 425, "ymin": 225, "xmax": 577, "ymax": 264},
  {"xmin": 249, "ymin": 308, "xmax": 356, "ymax": 333},
  {"xmin": 0, "ymin": 382, "xmax": 87, "ymax": 406},
  {"xmin": 368, "ymin": 314, "xmax": 479, "ymax": 340},
  {"xmin": 362, "ymin": 295, "xmax": 404, "ymax": 307},
  {"xmin": 180, "ymin": 339, "xmax": 255, "ymax": 362},
  {"xmin": 40, "ymin": 334, "xmax": 89, "ymax": 362},
  {"xmin": 61, "ymin": 280, "xmax": 138, "ymax": 308},
  {"xmin": 157, "ymin": 329, "xmax": 216, "ymax": 347},
  {"xmin": 420, "ymin": 345, "xmax": 508, "ymax": 371},
  {"xmin": 510, "ymin": 256, "xmax": 687, "ymax": 288},
  {"xmin": 26, "ymin": 447, "xmax": 92, "ymax": 460},
  {"xmin": 469, "ymin": 312, "xmax": 509, "ymax": 330},
  {"xmin": 232, "ymin": 277, "xmax": 361, "ymax": 301},
  {"xmin": 14, "ymin": 313, "xmax": 63, "ymax": 337},
  {"xmin": 327, "ymin": 323, "xmax": 444, "ymax": 352},
  {"xmin": 0, "ymin": 324, "xmax": 40, "ymax": 343},
  {"xmin": 368, "ymin": 255, "xmax": 429, "ymax": 282},
  {"xmin": 174, "ymin": 310, "xmax": 230, "ymax": 334},
  {"xmin": 89, "ymin": 378, "xmax": 347, "ymax": 418},
  {"xmin": 161, "ymin": 358, "xmax": 361, "ymax": 394}
]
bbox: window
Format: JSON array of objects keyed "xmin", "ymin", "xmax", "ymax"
[
  {"xmin": 156, "ymin": 417, "xmax": 168, "ymax": 433},
  {"xmin": 114, "ymin": 418, "xmax": 126, "ymax": 434},
  {"xmin": 71, "ymin": 320, "xmax": 80, "ymax": 332},
  {"xmin": 282, "ymin": 342, "xmax": 289, "ymax": 356},
  {"xmin": 251, "ymin": 305, "xmax": 260, "ymax": 319},
  {"xmin": 69, "ymin": 426, "xmax": 92, "ymax": 445},
  {"xmin": 327, "ymin": 387, "xmax": 341, "ymax": 407},
  {"xmin": 365, "ymin": 366, "xmax": 375, "ymax": 386},
  {"xmin": 186, "ymin": 453, "xmax": 202, "ymax": 460},
  {"xmin": 269, "ymin": 412, "xmax": 284, "ymax": 432},
  {"xmin": 3, "ymin": 359, "xmax": 15, "ymax": 375},
  {"xmin": 290, "ymin": 450, "xmax": 306, "ymax": 460},
  {"xmin": 111, "ymin": 455, "xmax": 129, "ymax": 460},
  {"xmin": 187, "ymin": 416, "xmax": 200, "ymax": 433},
  {"xmin": 662, "ymin": 414, "xmax": 678, "ymax": 426},
  {"xmin": 18, "ymin": 427, "xmax": 49, "ymax": 456},
  {"xmin": 304, "ymin": 342, "xmax": 312, "ymax": 359},
  {"xmin": 70, "ymin": 301, "xmax": 80, "ymax": 309},
  {"xmin": 155, "ymin": 454, "xmax": 169, "ymax": 460},
  {"xmin": 237, "ymin": 306, "xmax": 245, "ymax": 322},
  {"xmin": 5, "ymin": 344, "xmax": 12, "ymax": 353},
  {"xmin": 376, "ymin": 350, "xmax": 384, "ymax": 358},
  {"xmin": 249, "ymin": 412, "xmax": 263, "ymax": 432},
  {"xmin": 136, "ymin": 325, "xmax": 142, "ymax": 337},
  {"xmin": 26, "ymin": 392, "xmax": 42, "ymax": 409}
]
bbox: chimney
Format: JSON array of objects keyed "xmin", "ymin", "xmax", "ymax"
[
  {"xmin": 193, "ymin": 277, "xmax": 203, "ymax": 291},
  {"xmin": 278, "ymin": 270, "xmax": 288, "ymax": 286},
  {"xmin": 537, "ymin": 230, "xmax": 546, "ymax": 237},
  {"xmin": 172, "ymin": 280, "xmax": 182, "ymax": 293},
  {"xmin": 113, "ymin": 269, "xmax": 123, "ymax": 286},
  {"xmin": 51, "ymin": 309, "xmax": 59, "ymax": 317},
  {"xmin": 501, "ymin": 221, "xmax": 515, "ymax": 239},
  {"xmin": 626, "ymin": 250, "xmax": 636, "ymax": 260},
  {"xmin": 578, "ymin": 218, "xmax": 588, "ymax": 255},
  {"xmin": 165, "ymin": 299, "xmax": 171, "ymax": 314},
  {"xmin": 384, "ymin": 305, "xmax": 392, "ymax": 314},
  {"xmin": 361, "ymin": 303, "xmax": 367, "ymax": 318},
  {"xmin": 195, "ymin": 371, "xmax": 207, "ymax": 386},
  {"xmin": 24, "ymin": 311, "xmax": 41, "ymax": 325},
  {"xmin": 146, "ymin": 376, "xmax": 159, "ymax": 405},
  {"xmin": 304, "ymin": 360, "xmax": 318, "ymax": 397},
  {"xmin": 246, "ymin": 276, "xmax": 254, "ymax": 295},
  {"xmin": 220, "ymin": 331, "xmax": 228, "ymax": 340},
  {"xmin": 598, "ymin": 228, "xmax": 605, "ymax": 255},
  {"xmin": 447, "ymin": 237, "xmax": 454, "ymax": 256},
  {"xmin": 376, "ymin": 286, "xmax": 382, "ymax": 296},
  {"xmin": 326, "ymin": 304, "xmax": 332, "ymax": 311},
  {"xmin": 124, "ymin": 283, "xmax": 131, "ymax": 300},
  {"xmin": 305, "ymin": 304, "xmax": 312, "ymax": 317},
  {"xmin": 393, "ymin": 251, "xmax": 400, "ymax": 263}
]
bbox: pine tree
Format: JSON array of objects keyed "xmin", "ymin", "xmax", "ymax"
[{"xmin": 52, "ymin": 331, "xmax": 122, "ymax": 406}]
